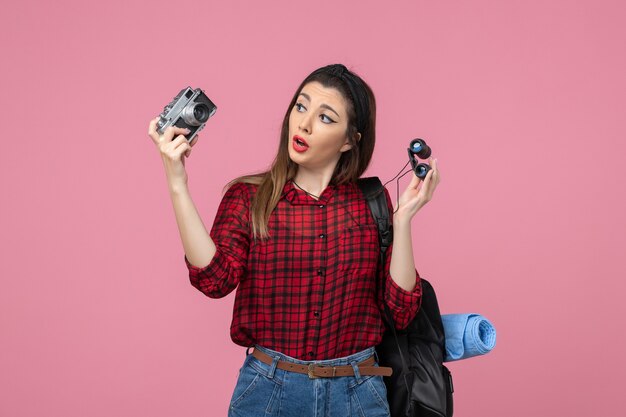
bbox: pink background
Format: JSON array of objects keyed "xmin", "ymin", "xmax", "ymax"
[{"xmin": 1, "ymin": 0, "xmax": 625, "ymax": 416}]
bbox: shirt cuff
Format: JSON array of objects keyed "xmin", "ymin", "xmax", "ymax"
[
  {"xmin": 184, "ymin": 249, "xmax": 227, "ymax": 286},
  {"xmin": 385, "ymin": 268, "xmax": 422, "ymax": 312}
]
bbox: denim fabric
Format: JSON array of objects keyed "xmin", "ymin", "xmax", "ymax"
[
  {"xmin": 441, "ymin": 313, "xmax": 497, "ymax": 362},
  {"xmin": 228, "ymin": 344, "xmax": 391, "ymax": 417}
]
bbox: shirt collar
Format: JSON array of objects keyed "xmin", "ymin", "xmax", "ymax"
[{"xmin": 281, "ymin": 179, "xmax": 337, "ymax": 205}]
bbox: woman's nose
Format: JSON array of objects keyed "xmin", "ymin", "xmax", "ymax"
[{"xmin": 298, "ymin": 113, "xmax": 312, "ymax": 134}]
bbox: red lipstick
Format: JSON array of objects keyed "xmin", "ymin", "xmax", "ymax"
[{"xmin": 293, "ymin": 135, "xmax": 309, "ymax": 152}]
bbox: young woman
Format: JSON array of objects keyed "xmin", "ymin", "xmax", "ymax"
[{"xmin": 148, "ymin": 63, "xmax": 441, "ymax": 416}]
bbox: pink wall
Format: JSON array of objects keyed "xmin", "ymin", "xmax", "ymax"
[{"xmin": 1, "ymin": 0, "xmax": 624, "ymax": 416}]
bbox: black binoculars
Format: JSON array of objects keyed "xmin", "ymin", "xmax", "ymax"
[{"xmin": 407, "ymin": 138, "xmax": 432, "ymax": 180}]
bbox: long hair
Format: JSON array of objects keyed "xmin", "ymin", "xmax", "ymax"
[{"xmin": 224, "ymin": 63, "xmax": 377, "ymax": 241}]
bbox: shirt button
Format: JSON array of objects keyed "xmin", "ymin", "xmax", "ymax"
[
  {"xmin": 313, "ymin": 311, "xmax": 320, "ymax": 318},
  {"xmin": 319, "ymin": 233, "xmax": 325, "ymax": 239},
  {"xmin": 319, "ymin": 204, "xmax": 325, "ymax": 208},
  {"xmin": 317, "ymin": 269, "xmax": 324, "ymax": 276},
  {"xmin": 308, "ymin": 351, "xmax": 315, "ymax": 357}
]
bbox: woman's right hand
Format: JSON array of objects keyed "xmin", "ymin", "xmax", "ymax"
[{"xmin": 148, "ymin": 117, "xmax": 199, "ymax": 191}]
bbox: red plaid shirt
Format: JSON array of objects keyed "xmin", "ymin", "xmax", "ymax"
[{"xmin": 185, "ymin": 179, "xmax": 422, "ymax": 360}]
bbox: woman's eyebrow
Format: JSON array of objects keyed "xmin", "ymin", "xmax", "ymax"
[{"xmin": 298, "ymin": 92, "xmax": 340, "ymax": 118}]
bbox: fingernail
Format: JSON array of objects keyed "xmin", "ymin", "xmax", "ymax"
[{"xmin": 184, "ymin": 128, "xmax": 190, "ymax": 133}]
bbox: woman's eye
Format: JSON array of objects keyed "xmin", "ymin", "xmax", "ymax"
[
  {"xmin": 294, "ymin": 103, "xmax": 334, "ymax": 124},
  {"xmin": 320, "ymin": 114, "xmax": 334, "ymax": 123}
]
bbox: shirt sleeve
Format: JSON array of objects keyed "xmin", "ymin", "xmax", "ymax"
[
  {"xmin": 184, "ymin": 182, "xmax": 250, "ymax": 299},
  {"xmin": 378, "ymin": 186, "xmax": 423, "ymax": 330}
]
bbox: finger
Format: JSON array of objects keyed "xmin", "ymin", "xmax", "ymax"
[
  {"xmin": 148, "ymin": 117, "xmax": 161, "ymax": 142},
  {"xmin": 430, "ymin": 157, "xmax": 440, "ymax": 180},
  {"xmin": 426, "ymin": 157, "xmax": 436, "ymax": 176},
  {"xmin": 408, "ymin": 171, "xmax": 422, "ymax": 189},
  {"xmin": 424, "ymin": 169, "xmax": 437, "ymax": 190},
  {"xmin": 427, "ymin": 168, "xmax": 438, "ymax": 196},
  {"xmin": 162, "ymin": 125, "xmax": 191, "ymax": 142},
  {"xmin": 174, "ymin": 142, "xmax": 191, "ymax": 161},
  {"xmin": 162, "ymin": 134, "xmax": 186, "ymax": 152},
  {"xmin": 165, "ymin": 139, "xmax": 189, "ymax": 160},
  {"xmin": 180, "ymin": 137, "xmax": 194, "ymax": 156},
  {"xmin": 189, "ymin": 135, "xmax": 199, "ymax": 147},
  {"xmin": 426, "ymin": 167, "xmax": 434, "ymax": 181},
  {"xmin": 420, "ymin": 168, "xmax": 434, "ymax": 190},
  {"xmin": 433, "ymin": 158, "xmax": 441, "ymax": 184},
  {"xmin": 183, "ymin": 142, "xmax": 192, "ymax": 157}
]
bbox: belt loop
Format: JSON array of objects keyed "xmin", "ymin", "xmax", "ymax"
[
  {"xmin": 267, "ymin": 355, "xmax": 279, "ymax": 379},
  {"xmin": 350, "ymin": 360, "xmax": 362, "ymax": 384},
  {"xmin": 246, "ymin": 346, "xmax": 252, "ymax": 356},
  {"xmin": 373, "ymin": 348, "xmax": 380, "ymax": 364}
]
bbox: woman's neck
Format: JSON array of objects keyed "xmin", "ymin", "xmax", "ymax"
[{"xmin": 292, "ymin": 172, "xmax": 333, "ymax": 198}]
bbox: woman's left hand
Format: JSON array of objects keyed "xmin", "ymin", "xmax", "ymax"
[{"xmin": 394, "ymin": 157, "xmax": 441, "ymax": 223}]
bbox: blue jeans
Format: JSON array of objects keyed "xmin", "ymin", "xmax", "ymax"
[{"xmin": 228, "ymin": 344, "xmax": 391, "ymax": 417}]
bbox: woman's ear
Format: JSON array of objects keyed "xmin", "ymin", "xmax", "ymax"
[{"xmin": 340, "ymin": 132, "xmax": 361, "ymax": 153}]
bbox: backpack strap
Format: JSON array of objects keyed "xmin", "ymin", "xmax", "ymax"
[
  {"xmin": 356, "ymin": 177, "xmax": 394, "ymax": 263},
  {"xmin": 356, "ymin": 177, "xmax": 410, "ymax": 376}
]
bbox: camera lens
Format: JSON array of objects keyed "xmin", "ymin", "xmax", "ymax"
[
  {"xmin": 193, "ymin": 104, "xmax": 210, "ymax": 123},
  {"xmin": 182, "ymin": 103, "xmax": 211, "ymax": 126}
]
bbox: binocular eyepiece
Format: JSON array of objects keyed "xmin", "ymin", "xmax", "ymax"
[{"xmin": 408, "ymin": 138, "xmax": 432, "ymax": 180}]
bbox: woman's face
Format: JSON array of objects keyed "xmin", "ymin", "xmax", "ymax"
[{"xmin": 288, "ymin": 81, "xmax": 358, "ymax": 170}]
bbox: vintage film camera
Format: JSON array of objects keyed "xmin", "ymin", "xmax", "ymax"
[
  {"xmin": 156, "ymin": 87, "xmax": 217, "ymax": 143},
  {"xmin": 408, "ymin": 138, "xmax": 433, "ymax": 179}
]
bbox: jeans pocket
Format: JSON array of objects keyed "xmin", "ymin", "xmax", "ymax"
[
  {"xmin": 229, "ymin": 361, "xmax": 282, "ymax": 416},
  {"xmin": 349, "ymin": 375, "xmax": 391, "ymax": 417}
]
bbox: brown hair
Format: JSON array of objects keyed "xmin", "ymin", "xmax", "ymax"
[{"xmin": 224, "ymin": 64, "xmax": 377, "ymax": 241}]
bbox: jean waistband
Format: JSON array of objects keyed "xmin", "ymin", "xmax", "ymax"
[{"xmin": 250, "ymin": 345, "xmax": 378, "ymax": 366}]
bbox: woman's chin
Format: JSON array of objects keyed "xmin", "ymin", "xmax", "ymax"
[{"xmin": 288, "ymin": 148, "xmax": 303, "ymax": 163}]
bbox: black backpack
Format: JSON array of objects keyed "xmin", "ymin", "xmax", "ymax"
[{"xmin": 357, "ymin": 176, "xmax": 454, "ymax": 417}]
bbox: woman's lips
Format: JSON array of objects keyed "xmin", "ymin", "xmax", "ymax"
[
  {"xmin": 293, "ymin": 135, "xmax": 309, "ymax": 146},
  {"xmin": 293, "ymin": 135, "xmax": 309, "ymax": 152}
]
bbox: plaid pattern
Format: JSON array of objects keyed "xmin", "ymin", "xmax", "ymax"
[{"xmin": 185, "ymin": 179, "xmax": 422, "ymax": 360}]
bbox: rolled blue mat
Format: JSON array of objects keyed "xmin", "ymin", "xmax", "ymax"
[{"xmin": 441, "ymin": 313, "xmax": 497, "ymax": 362}]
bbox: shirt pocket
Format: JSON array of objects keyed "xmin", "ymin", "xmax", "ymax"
[{"xmin": 338, "ymin": 224, "xmax": 380, "ymax": 276}]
